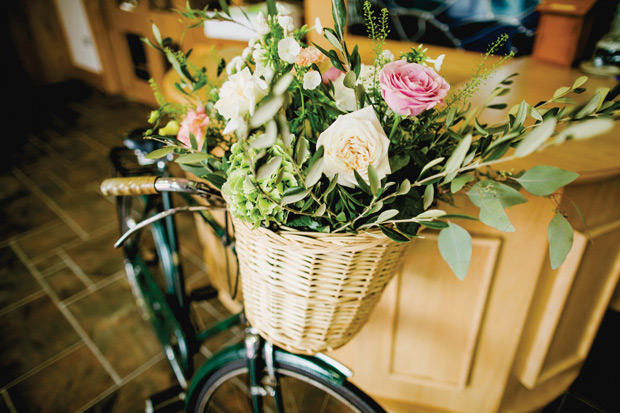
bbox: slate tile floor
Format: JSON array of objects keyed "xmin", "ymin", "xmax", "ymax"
[
  {"xmin": 0, "ymin": 80, "xmax": 618, "ymax": 412},
  {"xmin": 0, "ymin": 81, "xmax": 242, "ymax": 412}
]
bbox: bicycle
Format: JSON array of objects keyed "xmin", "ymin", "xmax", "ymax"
[{"xmin": 101, "ymin": 132, "xmax": 387, "ymax": 413}]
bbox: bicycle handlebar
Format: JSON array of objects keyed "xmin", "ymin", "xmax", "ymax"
[
  {"xmin": 100, "ymin": 177, "xmax": 224, "ymax": 202},
  {"xmin": 100, "ymin": 176, "xmax": 159, "ymax": 196}
]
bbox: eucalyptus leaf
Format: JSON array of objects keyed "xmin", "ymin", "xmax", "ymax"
[
  {"xmin": 548, "ymin": 212, "xmax": 574, "ymax": 269},
  {"xmin": 514, "ymin": 118, "xmax": 557, "ymax": 158},
  {"xmin": 515, "ymin": 165, "xmax": 579, "ymax": 196},
  {"xmin": 467, "ymin": 180, "xmax": 527, "ymax": 209},
  {"xmin": 438, "ymin": 222, "xmax": 472, "ymax": 280},
  {"xmin": 478, "ymin": 197, "xmax": 515, "ymax": 232}
]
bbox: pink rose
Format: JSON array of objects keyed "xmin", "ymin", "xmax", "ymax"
[
  {"xmin": 379, "ymin": 60, "xmax": 450, "ymax": 117},
  {"xmin": 177, "ymin": 107, "xmax": 209, "ymax": 150}
]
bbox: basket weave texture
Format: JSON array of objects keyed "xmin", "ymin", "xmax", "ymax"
[{"xmin": 233, "ymin": 219, "xmax": 411, "ymax": 354}]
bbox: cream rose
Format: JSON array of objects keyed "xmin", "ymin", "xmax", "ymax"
[{"xmin": 317, "ymin": 106, "xmax": 391, "ymax": 188}]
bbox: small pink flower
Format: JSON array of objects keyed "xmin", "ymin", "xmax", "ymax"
[
  {"xmin": 295, "ymin": 46, "xmax": 326, "ymax": 67},
  {"xmin": 177, "ymin": 107, "xmax": 209, "ymax": 150},
  {"xmin": 379, "ymin": 60, "xmax": 450, "ymax": 117},
  {"xmin": 322, "ymin": 66, "xmax": 344, "ymax": 84}
]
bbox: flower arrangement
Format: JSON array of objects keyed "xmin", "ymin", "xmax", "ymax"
[{"xmin": 144, "ymin": 0, "xmax": 619, "ymax": 280}]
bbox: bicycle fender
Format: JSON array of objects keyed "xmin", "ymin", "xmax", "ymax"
[{"xmin": 186, "ymin": 342, "xmax": 353, "ymax": 407}]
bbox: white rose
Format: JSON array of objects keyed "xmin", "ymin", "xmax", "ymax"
[
  {"xmin": 214, "ymin": 67, "xmax": 268, "ymax": 134},
  {"xmin": 303, "ymin": 70, "xmax": 321, "ymax": 90},
  {"xmin": 254, "ymin": 11, "xmax": 270, "ymax": 35},
  {"xmin": 317, "ymin": 106, "xmax": 391, "ymax": 188},
  {"xmin": 278, "ymin": 37, "xmax": 301, "ymax": 64}
]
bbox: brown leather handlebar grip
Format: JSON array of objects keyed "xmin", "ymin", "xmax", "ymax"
[{"xmin": 100, "ymin": 177, "xmax": 158, "ymax": 196}]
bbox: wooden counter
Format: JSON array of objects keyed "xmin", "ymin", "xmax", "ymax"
[
  {"xmin": 161, "ymin": 27, "xmax": 620, "ymax": 411},
  {"xmin": 326, "ymin": 57, "xmax": 620, "ymax": 412}
]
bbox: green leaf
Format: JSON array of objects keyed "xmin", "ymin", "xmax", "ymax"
[
  {"xmin": 249, "ymin": 96, "xmax": 284, "ymax": 128},
  {"xmin": 152, "ymin": 23, "xmax": 162, "ymax": 46},
  {"xmin": 423, "ymin": 184, "xmax": 434, "ymax": 210},
  {"xmin": 368, "ymin": 164, "xmax": 379, "ymax": 195},
  {"xmin": 572, "ymin": 75, "xmax": 588, "ymax": 89},
  {"xmin": 553, "ymin": 86, "xmax": 570, "ymax": 99},
  {"xmin": 443, "ymin": 134, "xmax": 471, "ymax": 183},
  {"xmin": 379, "ymin": 225, "xmax": 410, "ymax": 242},
  {"xmin": 305, "ymin": 158, "xmax": 324, "ymax": 188},
  {"xmin": 514, "ymin": 118, "xmax": 557, "ymax": 158},
  {"xmin": 146, "ymin": 146, "xmax": 175, "ymax": 160},
  {"xmin": 314, "ymin": 203, "xmax": 327, "ymax": 217},
  {"xmin": 281, "ymin": 188, "xmax": 311, "ymax": 205},
  {"xmin": 438, "ymin": 222, "xmax": 472, "ymax": 280},
  {"xmin": 419, "ymin": 157, "xmax": 445, "ymax": 178},
  {"xmin": 554, "ymin": 118, "xmax": 614, "ymax": 143},
  {"xmin": 445, "ymin": 106, "xmax": 457, "ymax": 127},
  {"xmin": 218, "ymin": 0, "xmax": 231, "ymax": 16},
  {"xmin": 266, "ymin": 0, "xmax": 277, "ymax": 16},
  {"xmin": 324, "ymin": 29, "xmax": 344, "ymax": 53},
  {"xmin": 376, "ymin": 209, "xmax": 399, "ymax": 224},
  {"xmin": 478, "ymin": 197, "xmax": 515, "ymax": 232},
  {"xmin": 450, "ymin": 174, "xmax": 474, "ymax": 193},
  {"xmin": 515, "ymin": 166, "xmax": 579, "ymax": 196},
  {"xmin": 467, "ymin": 181, "xmax": 527, "ymax": 209},
  {"xmin": 256, "ymin": 155, "xmax": 282, "ymax": 181},
  {"xmin": 573, "ymin": 88, "xmax": 608, "ymax": 119},
  {"xmin": 420, "ymin": 220, "xmax": 449, "ymax": 229},
  {"xmin": 487, "ymin": 103, "xmax": 508, "ymax": 110},
  {"xmin": 548, "ymin": 213, "xmax": 574, "ymax": 270},
  {"xmin": 354, "ymin": 170, "xmax": 371, "ymax": 194},
  {"xmin": 175, "ymin": 153, "xmax": 210, "ymax": 164},
  {"xmin": 529, "ymin": 106, "xmax": 543, "ymax": 121},
  {"xmin": 512, "ymin": 100, "xmax": 528, "ymax": 130},
  {"xmin": 415, "ymin": 209, "xmax": 446, "ymax": 219},
  {"xmin": 397, "ymin": 179, "xmax": 411, "ymax": 195}
]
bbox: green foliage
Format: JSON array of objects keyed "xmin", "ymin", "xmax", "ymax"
[{"xmin": 138, "ymin": 0, "xmax": 619, "ymax": 281}]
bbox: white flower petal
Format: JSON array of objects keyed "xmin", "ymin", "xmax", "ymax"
[
  {"xmin": 277, "ymin": 37, "xmax": 301, "ymax": 64},
  {"xmin": 303, "ymin": 71, "xmax": 321, "ymax": 90}
]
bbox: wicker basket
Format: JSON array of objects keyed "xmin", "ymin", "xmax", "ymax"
[{"xmin": 233, "ymin": 219, "xmax": 411, "ymax": 354}]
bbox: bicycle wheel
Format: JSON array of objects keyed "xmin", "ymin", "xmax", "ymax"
[{"xmin": 187, "ymin": 358, "xmax": 385, "ymax": 413}]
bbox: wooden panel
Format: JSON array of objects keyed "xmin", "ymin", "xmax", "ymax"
[
  {"xmin": 513, "ymin": 230, "xmax": 588, "ymax": 388},
  {"xmin": 540, "ymin": 223, "xmax": 620, "ymax": 379},
  {"xmin": 389, "ymin": 234, "xmax": 500, "ymax": 390}
]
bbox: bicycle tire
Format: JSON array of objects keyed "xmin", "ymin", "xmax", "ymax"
[{"xmin": 187, "ymin": 358, "xmax": 385, "ymax": 413}]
